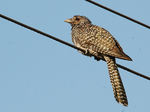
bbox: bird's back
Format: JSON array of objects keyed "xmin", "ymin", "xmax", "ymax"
[{"xmin": 72, "ymin": 24, "xmax": 131, "ymax": 61}]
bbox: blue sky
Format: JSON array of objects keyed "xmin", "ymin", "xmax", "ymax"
[{"xmin": 0, "ymin": 0, "xmax": 150, "ymax": 112}]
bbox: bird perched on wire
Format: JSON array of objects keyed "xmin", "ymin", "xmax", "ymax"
[{"xmin": 64, "ymin": 15, "xmax": 132, "ymax": 106}]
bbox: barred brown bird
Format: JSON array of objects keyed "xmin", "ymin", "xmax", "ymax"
[{"xmin": 64, "ymin": 15, "xmax": 132, "ymax": 106}]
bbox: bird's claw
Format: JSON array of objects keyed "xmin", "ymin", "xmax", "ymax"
[{"xmin": 84, "ymin": 49, "xmax": 91, "ymax": 56}]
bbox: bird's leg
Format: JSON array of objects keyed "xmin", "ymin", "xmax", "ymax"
[
  {"xmin": 78, "ymin": 48, "xmax": 92, "ymax": 57},
  {"xmin": 81, "ymin": 48, "xmax": 102, "ymax": 60},
  {"xmin": 84, "ymin": 49, "xmax": 91, "ymax": 56},
  {"xmin": 94, "ymin": 56, "xmax": 101, "ymax": 61}
]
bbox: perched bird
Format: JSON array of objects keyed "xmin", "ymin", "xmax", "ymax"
[{"xmin": 64, "ymin": 15, "xmax": 132, "ymax": 106}]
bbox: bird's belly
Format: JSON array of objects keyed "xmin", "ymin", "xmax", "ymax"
[{"xmin": 72, "ymin": 36, "xmax": 102, "ymax": 60}]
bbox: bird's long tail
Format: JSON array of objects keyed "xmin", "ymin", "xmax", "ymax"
[{"xmin": 104, "ymin": 55, "xmax": 128, "ymax": 106}]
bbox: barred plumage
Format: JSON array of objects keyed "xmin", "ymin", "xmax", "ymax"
[
  {"xmin": 104, "ymin": 56, "xmax": 128, "ymax": 106},
  {"xmin": 65, "ymin": 15, "xmax": 132, "ymax": 106}
]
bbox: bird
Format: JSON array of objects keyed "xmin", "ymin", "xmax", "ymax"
[{"xmin": 64, "ymin": 15, "xmax": 132, "ymax": 106}]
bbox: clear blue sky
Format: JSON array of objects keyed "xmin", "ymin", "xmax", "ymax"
[{"xmin": 0, "ymin": 0, "xmax": 150, "ymax": 112}]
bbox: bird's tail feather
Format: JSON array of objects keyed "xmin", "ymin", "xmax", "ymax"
[{"xmin": 104, "ymin": 55, "xmax": 128, "ymax": 106}]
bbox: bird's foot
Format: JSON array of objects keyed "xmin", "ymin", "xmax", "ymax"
[
  {"xmin": 94, "ymin": 56, "xmax": 101, "ymax": 61},
  {"xmin": 84, "ymin": 49, "xmax": 92, "ymax": 57}
]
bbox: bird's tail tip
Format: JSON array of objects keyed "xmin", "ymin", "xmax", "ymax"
[{"xmin": 118, "ymin": 101, "xmax": 128, "ymax": 107}]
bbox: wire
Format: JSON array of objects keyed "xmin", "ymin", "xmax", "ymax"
[
  {"xmin": 117, "ymin": 64, "xmax": 149, "ymax": 80},
  {"xmin": 86, "ymin": 0, "xmax": 150, "ymax": 30},
  {"xmin": 0, "ymin": 13, "xmax": 149, "ymax": 80}
]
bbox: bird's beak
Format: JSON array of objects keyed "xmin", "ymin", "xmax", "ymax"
[{"xmin": 64, "ymin": 18, "xmax": 72, "ymax": 23}]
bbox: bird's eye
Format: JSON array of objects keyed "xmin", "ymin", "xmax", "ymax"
[{"xmin": 75, "ymin": 17, "xmax": 80, "ymax": 21}]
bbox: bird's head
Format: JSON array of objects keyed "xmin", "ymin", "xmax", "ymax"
[{"xmin": 64, "ymin": 15, "xmax": 91, "ymax": 26}]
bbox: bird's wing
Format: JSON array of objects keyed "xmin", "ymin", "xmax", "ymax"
[{"xmin": 86, "ymin": 26, "xmax": 131, "ymax": 60}]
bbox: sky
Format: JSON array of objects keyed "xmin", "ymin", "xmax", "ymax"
[{"xmin": 0, "ymin": 0, "xmax": 150, "ymax": 112}]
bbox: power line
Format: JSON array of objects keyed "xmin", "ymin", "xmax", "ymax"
[
  {"xmin": 0, "ymin": 13, "xmax": 149, "ymax": 80},
  {"xmin": 86, "ymin": 0, "xmax": 150, "ymax": 29},
  {"xmin": 117, "ymin": 64, "xmax": 149, "ymax": 80}
]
